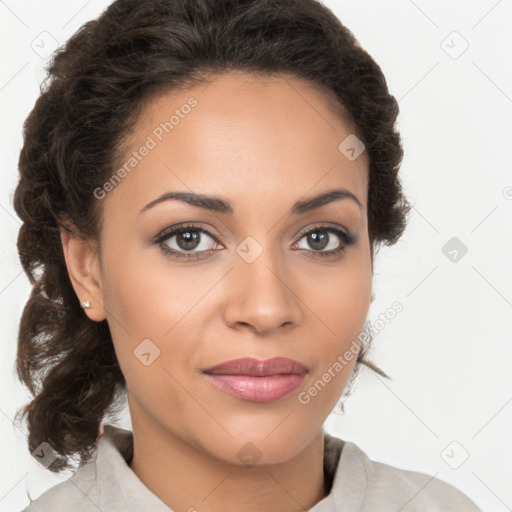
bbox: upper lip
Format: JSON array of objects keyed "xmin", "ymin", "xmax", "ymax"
[{"xmin": 203, "ymin": 357, "xmax": 309, "ymax": 376}]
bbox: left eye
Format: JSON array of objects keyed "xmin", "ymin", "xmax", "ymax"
[{"xmin": 294, "ymin": 228, "xmax": 346, "ymax": 252}]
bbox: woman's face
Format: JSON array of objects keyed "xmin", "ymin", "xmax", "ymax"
[{"xmin": 94, "ymin": 71, "xmax": 372, "ymax": 464}]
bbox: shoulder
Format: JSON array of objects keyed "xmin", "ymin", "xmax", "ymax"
[
  {"xmin": 20, "ymin": 425, "xmax": 141, "ymax": 512},
  {"xmin": 367, "ymin": 458, "xmax": 481, "ymax": 511},
  {"xmin": 341, "ymin": 439, "xmax": 482, "ymax": 512},
  {"xmin": 22, "ymin": 451, "xmax": 98, "ymax": 511}
]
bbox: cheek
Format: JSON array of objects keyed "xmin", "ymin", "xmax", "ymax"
[
  {"xmin": 308, "ymin": 256, "xmax": 372, "ymax": 343},
  {"xmin": 100, "ymin": 249, "xmax": 198, "ymax": 417},
  {"xmin": 99, "ymin": 240, "xmax": 166, "ymax": 368},
  {"xmin": 290, "ymin": 255, "xmax": 372, "ymax": 412},
  {"xmin": 101, "ymin": 239, "xmax": 204, "ymax": 334},
  {"xmin": 99, "ymin": 241, "xmax": 216, "ymax": 379}
]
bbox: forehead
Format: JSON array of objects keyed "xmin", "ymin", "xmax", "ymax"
[{"xmin": 104, "ymin": 71, "xmax": 369, "ymax": 219}]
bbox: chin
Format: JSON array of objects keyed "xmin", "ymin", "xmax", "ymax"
[{"xmin": 198, "ymin": 427, "xmax": 317, "ymax": 468}]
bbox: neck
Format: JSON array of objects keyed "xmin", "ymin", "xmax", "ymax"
[{"xmin": 128, "ymin": 417, "xmax": 328, "ymax": 512}]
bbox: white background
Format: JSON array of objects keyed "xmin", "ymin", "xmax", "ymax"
[{"xmin": 1, "ymin": 1, "xmax": 511, "ymax": 511}]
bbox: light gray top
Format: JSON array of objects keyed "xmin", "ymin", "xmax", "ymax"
[{"xmin": 23, "ymin": 424, "xmax": 482, "ymax": 512}]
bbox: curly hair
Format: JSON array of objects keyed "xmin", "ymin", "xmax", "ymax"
[{"xmin": 13, "ymin": 0, "xmax": 410, "ymax": 473}]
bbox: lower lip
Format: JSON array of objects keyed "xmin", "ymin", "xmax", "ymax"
[{"xmin": 203, "ymin": 373, "xmax": 307, "ymax": 402}]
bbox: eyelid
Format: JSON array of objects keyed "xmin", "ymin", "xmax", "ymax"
[
  {"xmin": 152, "ymin": 222, "xmax": 222, "ymax": 245},
  {"xmin": 294, "ymin": 222, "xmax": 351, "ymax": 240}
]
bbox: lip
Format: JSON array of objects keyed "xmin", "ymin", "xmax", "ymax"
[
  {"xmin": 204, "ymin": 357, "xmax": 309, "ymax": 376},
  {"xmin": 202, "ymin": 357, "xmax": 309, "ymax": 402}
]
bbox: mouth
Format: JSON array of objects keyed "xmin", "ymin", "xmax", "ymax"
[{"xmin": 202, "ymin": 357, "xmax": 309, "ymax": 402}]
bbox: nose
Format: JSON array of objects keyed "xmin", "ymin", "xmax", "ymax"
[{"xmin": 222, "ymin": 246, "xmax": 303, "ymax": 336}]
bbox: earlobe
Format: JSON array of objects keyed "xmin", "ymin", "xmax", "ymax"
[{"xmin": 59, "ymin": 226, "xmax": 106, "ymax": 322}]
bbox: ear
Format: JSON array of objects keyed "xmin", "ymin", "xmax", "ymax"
[{"xmin": 60, "ymin": 225, "xmax": 106, "ymax": 322}]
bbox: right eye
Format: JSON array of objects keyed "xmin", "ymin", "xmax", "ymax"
[{"xmin": 154, "ymin": 223, "xmax": 223, "ymax": 260}]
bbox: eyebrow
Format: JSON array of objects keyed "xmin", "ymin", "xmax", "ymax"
[{"xmin": 139, "ymin": 187, "xmax": 362, "ymax": 215}]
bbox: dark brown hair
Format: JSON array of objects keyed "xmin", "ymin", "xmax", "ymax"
[{"xmin": 13, "ymin": 0, "xmax": 410, "ymax": 472}]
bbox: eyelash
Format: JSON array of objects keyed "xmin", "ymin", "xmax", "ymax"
[{"xmin": 152, "ymin": 223, "xmax": 357, "ymax": 261}]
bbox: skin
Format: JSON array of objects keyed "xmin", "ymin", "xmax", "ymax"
[{"xmin": 60, "ymin": 70, "xmax": 372, "ymax": 512}]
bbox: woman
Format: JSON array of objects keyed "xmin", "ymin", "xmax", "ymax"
[{"xmin": 13, "ymin": 0, "xmax": 482, "ymax": 510}]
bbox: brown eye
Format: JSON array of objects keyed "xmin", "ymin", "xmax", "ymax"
[
  {"xmin": 155, "ymin": 224, "xmax": 221, "ymax": 260},
  {"xmin": 293, "ymin": 225, "xmax": 357, "ymax": 259},
  {"xmin": 169, "ymin": 228, "xmax": 202, "ymax": 251},
  {"xmin": 304, "ymin": 231, "xmax": 330, "ymax": 251}
]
